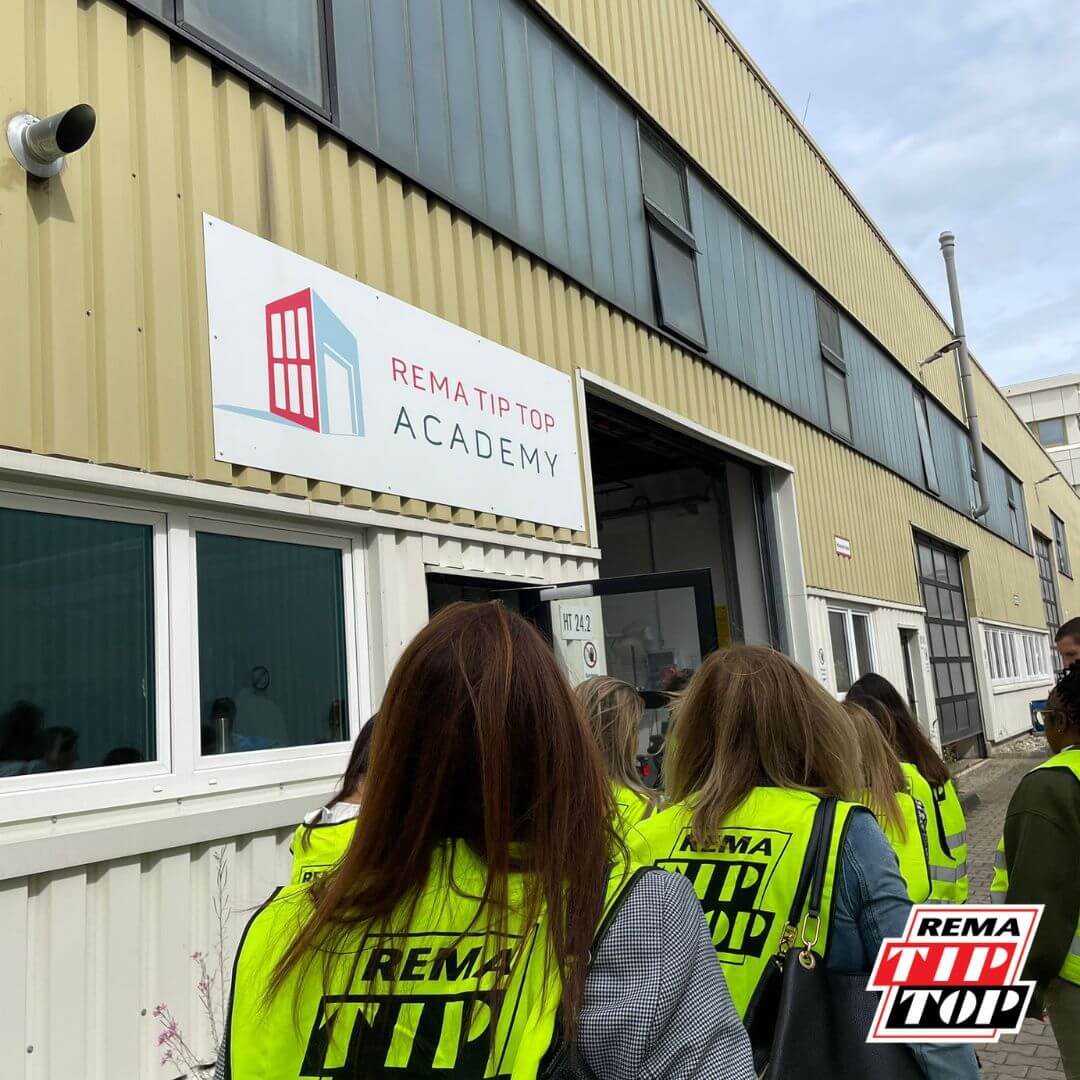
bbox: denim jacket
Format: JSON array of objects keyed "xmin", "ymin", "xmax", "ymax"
[{"xmin": 830, "ymin": 810, "xmax": 980, "ymax": 1080}]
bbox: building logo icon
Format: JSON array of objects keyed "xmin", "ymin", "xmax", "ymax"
[{"xmin": 265, "ymin": 288, "xmax": 364, "ymax": 436}]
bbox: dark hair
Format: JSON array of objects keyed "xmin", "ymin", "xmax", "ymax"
[
  {"xmin": 1056, "ymin": 617, "xmax": 1080, "ymax": 645},
  {"xmin": 0, "ymin": 700, "xmax": 45, "ymax": 760},
  {"xmin": 847, "ymin": 673, "xmax": 949, "ymax": 786},
  {"xmin": 1047, "ymin": 664, "xmax": 1080, "ymax": 733},
  {"xmin": 297, "ymin": 716, "xmax": 378, "ymax": 851},
  {"xmin": 269, "ymin": 602, "xmax": 617, "ymax": 1038}
]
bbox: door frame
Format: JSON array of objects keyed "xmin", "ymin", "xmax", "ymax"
[{"xmin": 575, "ymin": 369, "xmax": 812, "ymax": 668}]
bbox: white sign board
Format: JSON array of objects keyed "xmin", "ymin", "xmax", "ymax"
[
  {"xmin": 552, "ymin": 597, "xmax": 607, "ymax": 686},
  {"xmin": 202, "ymin": 215, "xmax": 585, "ymax": 531}
]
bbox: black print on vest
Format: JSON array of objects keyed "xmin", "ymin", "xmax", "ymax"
[
  {"xmin": 300, "ymin": 990, "xmax": 508, "ymax": 1078},
  {"xmin": 657, "ymin": 828, "xmax": 793, "ymax": 965},
  {"xmin": 298, "ymin": 863, "xmax": 335, "ymax": 885}
]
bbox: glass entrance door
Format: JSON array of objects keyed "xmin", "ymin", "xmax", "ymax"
[
  {"xmin": 505, "ymin": 569, "xmax": 718, "ymax": 789},
  {"xmin": 507, "ymin": 569, "xmax": 718, "ymax": 690}
]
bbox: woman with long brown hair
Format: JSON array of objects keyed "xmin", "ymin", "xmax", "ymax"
[
  {"xmin": 218, "ymin": 603, "xmax": 753, "ymax": 1079},
  {"xmin": 630, "ymin": 645, "xmax": 977, "ymax": 1080},
  {"xmin": 575, "ymin": 676, "xmax": 658, "ymax": 832},
  {"xmin": 842, "ymin": 699, "xmax": 932, "ymax": 903},
  {"xmin": 847, "ymin": 672, "xmax": 969, "ymax": 903}
]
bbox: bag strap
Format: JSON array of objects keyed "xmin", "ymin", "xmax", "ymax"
[
  {"xmin": 780, "ymin": 797, "xmax": 838, "ymax": 954},
  {"xmin": 591, "ymin": 865, "xmax": 651, "ymax": 955}
]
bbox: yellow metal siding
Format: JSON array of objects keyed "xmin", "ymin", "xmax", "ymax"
[{"xmin": 0, "ymin": 0, "xmax": 1076, "ymax": 628}]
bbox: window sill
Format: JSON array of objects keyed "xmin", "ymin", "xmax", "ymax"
[{"xmin": 990, "ymin": 677, "xmax": 1053, "ymax": 696}]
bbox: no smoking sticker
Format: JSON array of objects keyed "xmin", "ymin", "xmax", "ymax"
[{"xmin": 583, "ymin": 641, "xmax": 598, "ymax": 669}]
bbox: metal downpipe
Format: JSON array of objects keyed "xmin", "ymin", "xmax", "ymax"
[{"xmin": 939, "ymin": 231, "xmax": 990, "ymax": 519}]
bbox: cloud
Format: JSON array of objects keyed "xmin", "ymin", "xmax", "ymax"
[{"xmin": 712, "ymin": 1, "xmax": 1080, "ymax": 386}]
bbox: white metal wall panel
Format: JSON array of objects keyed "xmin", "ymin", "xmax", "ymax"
[{"xmin": 1, "ymin": 827, "xmax": 293, "ymax": 1080}]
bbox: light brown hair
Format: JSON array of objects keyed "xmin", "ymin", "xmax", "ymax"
[
  {"xmin": 666, "ymin": 645, "xmax": 863, "ymax": 844},
  {"xmin": 575, "ymin": 677, "xmax": 654, "ymax": 803},
  {"xmin": 269, "ymin": 602, "xmax": 618, "ymax": 1038},
  {"xmin": 842, "ymin": 699, "xmax": 907, "ymax": 838}
]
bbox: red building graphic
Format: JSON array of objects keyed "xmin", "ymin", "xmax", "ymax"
[{"xmin": 265, "ymin": 289, "xmax": 320, "ymax": 431}]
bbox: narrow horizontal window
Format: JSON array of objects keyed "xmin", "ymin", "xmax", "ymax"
[
  {"xmin": 196, "ymin": 531, "xmax": 349, "ymax": 756},
  {"xmin": 0, "ymin": 506, "xmax": 155, "ymax": 778},
  {"xmin": 178, "ymin": 0, "xmax": 328, "ymax": 110},
  {"xmin": 913, "ymin": 391, "xmax": 939, "ymax": 494}
]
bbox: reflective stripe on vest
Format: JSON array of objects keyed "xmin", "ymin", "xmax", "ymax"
[
  {"xmin": 628, "ymin": 787, "xmax": 859, "ymax": 1018},
  {"xmin": 289, "ymin": 818, "xmax": 357, "ymax": 886},
  {"xmin": 875, "ymin": 792, "xmax": 932, "ymax": 904},
  {"xmin": 229, "ymin": 842, "xmax": 639, "ymax": 1078},
  {"xmin": 991, "ymin": 748, "xmax": 1080, "ymax": 987},
  {"xmin": 901, "ymin": 764, "xmax": 969, "ymax": 904}
]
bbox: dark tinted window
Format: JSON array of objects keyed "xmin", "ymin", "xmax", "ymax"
[
  {"xmin": 0, "ymin": 507, "xmax": 155, "ymax": 778},
  {"xmin": 824, "ymin": 362, "xmax": 852, "ymax": 442},
  {"xmin": 196, "ymin": 532, "xmax": 348, "ymax": 755}
]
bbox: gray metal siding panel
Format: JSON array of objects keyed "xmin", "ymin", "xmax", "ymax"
[
  {"xmin": 409, "ymin": 0, "xmax": 454, "ymax": 197},
  {"xmin": 442, "ymin": 0, "xmax": 486, "ymax": 211},
  {"xmin": 328, "ymin": 0, "xmax": 1028, "ymax": 552}
]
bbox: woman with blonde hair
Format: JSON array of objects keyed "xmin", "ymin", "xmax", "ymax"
[
  {"xmin": 843, "ymin": 698, "xmax": 932, "ymax": 903},
  {"xmin": 631, "ymin": 645, "xmax": 977, "ymax": 1080},
  {"xmin": 575, "ymin": 676, "xmax": 658, "ymax": 831}
]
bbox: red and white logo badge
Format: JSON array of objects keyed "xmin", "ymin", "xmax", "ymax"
[{"xmin": 867, "ymin": 905, "xmax": 1043, "ymax": 1043}]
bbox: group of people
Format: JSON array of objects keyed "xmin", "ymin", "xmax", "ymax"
[{"xmin": 212, "ymin": 601, "xmax": 1080, "ymax": 1079}]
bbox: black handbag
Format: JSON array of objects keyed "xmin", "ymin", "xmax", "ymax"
[{"xmin": 744, "ymin": 798, "xmax": 923, "ymax": 1080}]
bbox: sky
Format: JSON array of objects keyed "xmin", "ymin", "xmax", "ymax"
[{"xmin": 713, "ymin": 0, "xmax": 1080, "ymax": 389}]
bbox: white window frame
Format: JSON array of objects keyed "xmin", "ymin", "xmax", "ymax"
[
  {"xmin": 0, "ymin": 487, "xmax": 171, "ymax": 799},
  {"xmin": 0, "ymin": 486, "xmax": 371, "ymax": 824},
  {"xmin": 827, "ymin": 607, "xmax": 877, "ymax": 695},
  {"xmin": 186, "ymin": 513, "xmax": 364, "ymax": 774},
  {"xmin": 981, "ymin": 623, "xmax": 1052, "ymax": 690}
]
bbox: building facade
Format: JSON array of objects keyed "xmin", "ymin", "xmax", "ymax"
[
  {"xmin": 1005, "ymin": 373, "xmax": 1080, "ymax": 496},
  {"xmin": 1, "ymin": 1, "xmax": 1078, "ymax": 1075}
]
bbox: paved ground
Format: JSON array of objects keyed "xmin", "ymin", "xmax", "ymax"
[{"xmin": 955, "ymin": 743, "xmax": 1064, "ymax": 1079}]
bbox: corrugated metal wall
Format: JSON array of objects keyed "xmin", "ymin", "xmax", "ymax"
[
  {"xmin": 536, "ymin": 0, "xmax": 1077, "ymax": 553},
  {"xmin": 534, "ymin": 0, "xmax": 966, "ymax": 414},
  {"xmin": 0, "ymin": 826, "xmax": 292, "ymax": 1079},
  {"xmin": 1, "ymin": 0, "xmax": 1076, "ymax": 627}
]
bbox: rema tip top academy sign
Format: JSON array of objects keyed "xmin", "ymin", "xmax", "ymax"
[{"xmin": 203, "ymin": 215, "xmax": 586, "ymax": 531}]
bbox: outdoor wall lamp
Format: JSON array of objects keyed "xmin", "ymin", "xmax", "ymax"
[
  {"xmin": 918, "ymin": 338, "xmax": 962, "ymax": 367},
  {"xmin": 7, "ymin": 103, "xmax": 96, "ymax": 178}
]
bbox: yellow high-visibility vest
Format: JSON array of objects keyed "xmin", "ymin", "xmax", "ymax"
[
  {"xmin": 872, "ymin": 790, "xmax": 931, "ymax": 903},
  {"xmin": 628, "ymin": 787, "xmax": 860, "ymax": 1018},
  {"xmin": 900, "ymin": 764, "xmax": 968, "ymax": 903},
  {"xmin": 611, "ymin": 782, "xmax": 656, "ymax": 835},
  {"xmin": 228, "ymin": 841, "xmax": 638, "ymax": 1078},
  {"xmin": 289, "ymin": 817, "xmax": 358, "ymax": 886},
  {"xmin": 991, "ymin": 748, "xmax": 1080, "ymax": 987}
]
